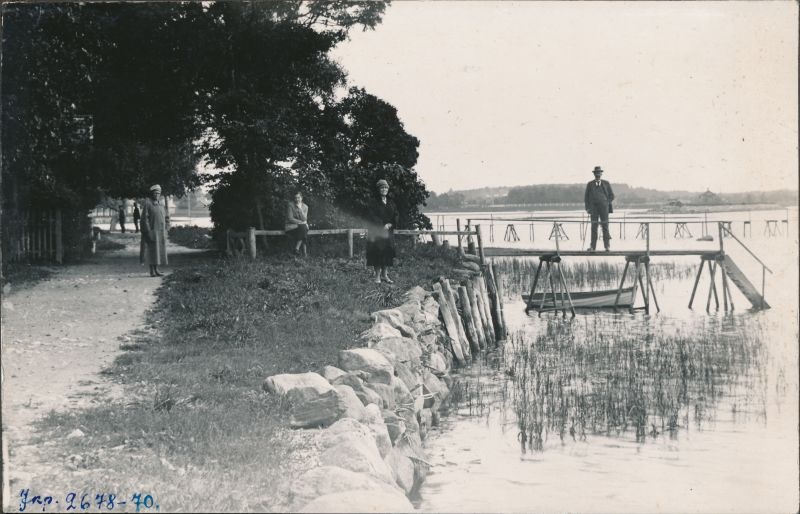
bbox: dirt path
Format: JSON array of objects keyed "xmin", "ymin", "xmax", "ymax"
[{"xmin": 1, "ymin": 233, "xmax": 199, "ymax": 507}]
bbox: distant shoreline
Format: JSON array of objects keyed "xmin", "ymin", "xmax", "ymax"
[{"xmin": 422, "ymin": 202, "xmax": 792, "ymax": 214}]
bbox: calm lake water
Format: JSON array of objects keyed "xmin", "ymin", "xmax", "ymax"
[{"xmin": 414, "ymin": 209, "xmax": 798, "ymax": 513}]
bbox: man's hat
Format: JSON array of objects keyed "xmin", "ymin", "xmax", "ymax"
[
  {"xmin": 150, "ymin": 184, "xmax": 162, "ymax": 192},
  {"xmin": 376, "ymin": 179, "xmax": 389, "ymax": 188},
  {"xmin": 592, "ymin": 166, "xmax": 604, "ymax": 174}
]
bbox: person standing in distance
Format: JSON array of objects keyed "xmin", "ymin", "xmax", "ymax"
[
  {"xmin": 118, "ymin": 203, "xmax": 127, "ymax": 234},
  {"xmin": 132, "ymin": 202, "xmax": 141, "ymax": 233},
  {"xmin": 140, "ymin": 184, "xmax": 169, "ymax": 277},
  {"xmin": 584, "ymin": 166, "xmax": 615, "ymax": 252}
]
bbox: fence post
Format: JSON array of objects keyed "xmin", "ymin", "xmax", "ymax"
[
  {"xmin": 347, "ymin": 229, "xmax": 354, "ymax": 258},
  {"xmin": 456, "ymin": 219, "xmax": 463, "ymax": 253},
  {"xmin": 248, "ymin": 227, "xmax": 257, "ymax": 259},
  {"xmin": 476, "ymin": 224, "xmax": 485, "ymax": 266},
  {"xmin": 55, "ymin": 209, "xmax": 63, "ymax": 264}
]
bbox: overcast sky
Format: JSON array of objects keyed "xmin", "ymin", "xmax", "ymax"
[{"xmin": 332, "ymin": 1, "xmax": 798, "ymax": 194}]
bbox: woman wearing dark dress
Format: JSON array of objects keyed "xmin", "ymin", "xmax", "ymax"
[{"xmin": 366, "ymin": 179, "xmax": 399, "ymax": 284}]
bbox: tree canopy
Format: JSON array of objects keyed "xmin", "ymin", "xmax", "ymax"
[{"xmin": 1, "ymin": 1, "xmax": 431, "ymax": 239}]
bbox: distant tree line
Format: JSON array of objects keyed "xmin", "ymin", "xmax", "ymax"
[
  {"xmin": 425, "ymin": 183, "xmax": 798, "ymax": 210},
  {"xmin": 2, "ymin": 1, "xmax": 431, "ymax": 265}
]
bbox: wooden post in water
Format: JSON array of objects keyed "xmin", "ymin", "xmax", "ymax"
[
  {"xmin": 486, "ymin": 262, "xmax": 505, "ymax": 340},
  {"xmin": 472, "ymin": 276, "xmax": 495, "ymax": 346},
  {"xmin": 458, "ymin": 285, "xmax": 481, "ymax": 354},
  {"xmin": 477, "ymin": 276, "xmax": 496, "ymax": 344},
  {"xmin": 55, "ymin": 209, "xmax": 63, "ymax": 264},
  {"xmin": 456, "ymin": 219, "xmax": 463, "ymax": 253},
  {"xmin": 433, "ymin": 282, "xmax": 465, "ymax": 365},
  {"xmin": 465, "ymin": 280, "xmax": 487, "ymax": 350},
  {"xmin": 347, "ymin": 229, "xmax": 354, "ymax": 258},
  {"xmin": 441, "ymin": 279, "xmax": 471, "ymax": 361},
  {"xmin": 475, "ymin": 225, "xmax": 486, "ymax": 266},
  {"xmin": 247, "ymin": 227, "xmax": 257, "ymax": 259}
]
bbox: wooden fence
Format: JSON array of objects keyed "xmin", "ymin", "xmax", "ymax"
[
  {"xmin": 226, "ymin": 225, "xmax": 486, "ymax": 263},
  {"xmin": 4, "ymin": 209, "xmax": 64, "ymax": 264}
]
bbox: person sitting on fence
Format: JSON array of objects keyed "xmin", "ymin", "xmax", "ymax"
[
  {"xmin": 366, "ymin": 179, "xmax": 399, "ymax": 284},
  {"xmin": 140, "ymin": 184, "xmax": 169, "ymax": 277},
  {"xmin": 285, "ymin": 190, "xmax": 309, "ymax": 256}
]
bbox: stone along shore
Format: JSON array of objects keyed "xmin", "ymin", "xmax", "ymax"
[{"xmin": 262, "ymin": 258, "xmax": 507, "ymax": 512}]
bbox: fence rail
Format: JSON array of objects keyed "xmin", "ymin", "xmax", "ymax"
[
  {"xmin": 4, "ymin": 210, "xmax": 63, "ymax": 264},
  {"xmin": 226, "ymin": 226, "xmax": 483, "ymax": 262}
]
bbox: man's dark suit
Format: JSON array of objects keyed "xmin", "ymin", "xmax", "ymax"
[{"xmin": 584, "ymin": 179, "xmax": 615, "ymax": 250}]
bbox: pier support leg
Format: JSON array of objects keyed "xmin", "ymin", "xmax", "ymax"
[
  {"xmin": 638, "ymin": 268, "xmax": 649, "ymax": 314},
  {"xmin": 706, "ymin": 260, "xmax": 720, "ymax": 312},
  {"xmin": 525, "ymin": 260, "xmax": 544, "ymax": 314},
  {"xmin": 629, "ymin": 261, "xmax": 641, "ymax": 314},
  {"xmin": 614, "ymin": 260, "xmax": 631, "ymax": 311},
  {"xmin": 647, "ymin": 266, "xmax": 661, "ymax": 313},
  {"xmin": 688, "ymin": 259, "xmax": 705, "ymax": 309},
  {"xmin": 556, "ymin": 264, "xmax": 576, "ymax": 317}
]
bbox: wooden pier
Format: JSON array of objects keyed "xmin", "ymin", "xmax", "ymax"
[{"xmin": 499, "ymin": 220, "xmax": 773, "ymax": 313}]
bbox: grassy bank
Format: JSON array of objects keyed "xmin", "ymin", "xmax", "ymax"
[{"xmin": 31, "ymin": 241, "xmax": 460, "ymax": 511}]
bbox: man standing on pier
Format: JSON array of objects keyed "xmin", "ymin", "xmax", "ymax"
[{"xmin": 584, "ymin": 166, "xmax": 615, "ymax": 252}]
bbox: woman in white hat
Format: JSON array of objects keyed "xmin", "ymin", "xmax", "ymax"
[
  {"xmin": 366, "ymin": 179, "xmax": 399, "ymax": 284},
  {"xmin": 140, "ymin": 184, "xmax": 169, "ymax": 276}
]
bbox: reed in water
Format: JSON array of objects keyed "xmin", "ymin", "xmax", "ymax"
[
  {"xmin": 494, "ymin": 257, "xmax": 696, "ymax": 296},
  {"xmin": 503, "ymin": 315, "xmax": 768, "ymax": 452}
]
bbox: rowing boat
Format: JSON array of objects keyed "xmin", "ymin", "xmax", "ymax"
[{"xmin": 522, "ymin": 286, "xmax": 635, "ymax": 310}]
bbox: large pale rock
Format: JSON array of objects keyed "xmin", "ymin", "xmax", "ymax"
[
  {"xmin": 392, "ymin": 376, "xmax": 420, "ymax": 437},
  {"xmin": 298, "ymin": 489, "xmax": 414, "ymax": 513},
  {"xmin": 319, "ymin": 430, "xmax": 395, "ymax": 484},
  {"xmin": 404, "ymin": 286, "xmax": 428, "ymax": 304},
  {"xmin": 263, "ymin": 372, "xmax": 331, "ymax": 395},
  {"xmin": 372, "ymin": 337, "xmax": 422, "ymax": 368},
  {"xmin": 333, "ymin": 373, "xmax": 385, "ymax": 407},
  {"xmin": 423, "ymin": 369, "xmax": 449, "ymax": 407},
  {"xmin": 418, "ymin": 332, "xmax": 440, "ymax": 354},
  {"xmin": 368, "ymin": 382, "xmax": 396, "ymax": 410},
  {"xmin": 381, "ymin": 410, "xmax": 406, "ymax": 445},
  {"xmin": 426, "ymin": 351, "xmax": 449, "ymax": 375},
  {"xmin": 371, "ymin": 309, "xmax": 418, "ymax": 339},
  {"xmin": 391, "ymin": 376, "xmax": 415, "ymax": 410},
  {"xmin": 363, "ymin": 404, "xmax": 393, "ymax": 457},
  {"xmin": 422, "ymin": 296, "xmax": 441, "ymax": 321},
  {"xmin": 321, "ymin": 365, "xmax": 347, "ymax": 383},
  {"xmin": 324, "ymin": 417, "xmax": 391, "ymax": 459},
  {"xmin": 394, "ymin": 361, "xmax": 422, "ymax": 396},
  {"xmin": 396, "ymin": 299, "xmax": 422, "ymax": 321},
  {"xmin": 357, "ymin": 323, "xmax": 401, "ymax": 345},
  {"xmin": 339, "ymin": 348, "xmax": 394, "ymax": 385},
  {"xmin": 263, "ymin": 372, "xmax": 346, "ymax": 428},
  {"xmin": 370, "ymin": 308, "xmax": 404, "ymax": 327},
  {"xmin": 419, "ymin": 408, "xmax": 433, "ymax": 440},
  {"xmin": 333, "ymin": 384, "xmax": 369, "ymax": 422},
  {"xmin": 385, "ymin": 447, "xmax": 416, "ymax": 494},
  {"xmin": 397, "ymin": 433, "xmax": 430, "ymax": 486},
  {"xmin": 290, "ymin": 466, "xmax": 403, "ymax": 512}
]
